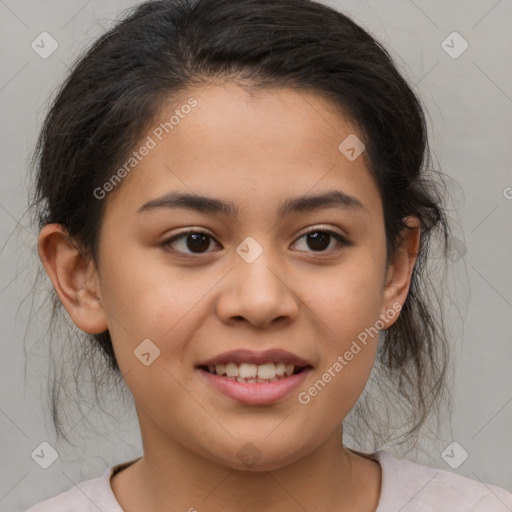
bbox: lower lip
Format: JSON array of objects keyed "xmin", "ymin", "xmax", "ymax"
[{"xmin": 197, "ymin": 367, "xmax": 312, "ymax": 405}]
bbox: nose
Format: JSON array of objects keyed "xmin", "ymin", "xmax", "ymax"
[{"xmin": 215, "ymin": 247, "xmax": 299, "ymax": 329}]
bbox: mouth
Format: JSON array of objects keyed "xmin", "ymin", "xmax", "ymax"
[
  {"xmin": 195, "ymin": 348, "xmax": 313, "ymax": 405},
  {"xmin": 197, "ymin": 362, "xmax": 311, "ymax": 383}
]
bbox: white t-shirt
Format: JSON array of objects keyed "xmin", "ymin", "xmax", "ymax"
[{"xmin": 23, "ymin": 450, "xmax": 512, "ymax": 511}]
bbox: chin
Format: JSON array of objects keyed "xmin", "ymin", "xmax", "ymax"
[{"xmin": 208, "ymin": 439, "xmax": 310, "ymax": 472}]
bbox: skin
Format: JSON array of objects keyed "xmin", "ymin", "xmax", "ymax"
[{"xmin": 38, "ymin": 83, "xmax": 420, "ymax": 512}]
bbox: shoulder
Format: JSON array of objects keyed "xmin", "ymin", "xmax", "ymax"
[
  {"xmin": 370, "ymin": 449, "xmax": 512, "ymax": 512},
  {"xmin": 22, "ymin": 464, "xmax": 126, "ymax": 512}
]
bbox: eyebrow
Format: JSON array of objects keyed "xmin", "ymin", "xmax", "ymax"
[{"xmin": 137, "ymin": 190, "xmax": 366, "ymax": 217}]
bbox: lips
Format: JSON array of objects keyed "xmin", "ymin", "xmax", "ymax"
[
  {"xmin": 196, "ymin": 348, "xmax": 312, "ymax": 368},
  {"xmin": 195, "ymin": 348, "xmax": 313, "ymax": 404},
  {"xmin": 197, "ymin": 365, "xmax": 313, "ymax": 405}
]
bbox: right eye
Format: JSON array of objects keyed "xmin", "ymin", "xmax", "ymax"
[{"xmin": 161, "ymin": 230, "xmax": 222, "ymax": 255}]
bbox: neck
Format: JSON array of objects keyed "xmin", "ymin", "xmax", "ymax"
[{"xmin": 111, "ymin": 413, "xmax": 381, "ymax": 512}]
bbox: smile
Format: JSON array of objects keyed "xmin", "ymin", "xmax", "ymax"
[
  {"xmin": 196, "ymin": 364, "xmax": 312, "ymax": 405},
  {"xmin": 199, "ymin": 362, "xmax": 306, "ymax": 382}
]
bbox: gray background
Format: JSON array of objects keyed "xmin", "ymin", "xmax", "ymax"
[{"xmin": 0, "ymin": 0, "xmax": 511, "ymax": 510}]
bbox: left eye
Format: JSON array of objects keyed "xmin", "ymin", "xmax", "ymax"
[
  {"xmin": 161, "ymin": 228, "xmax": 349, "ymax": 255},
  {"xmin": 293, "ymin": 228, "xmax": 349, "ymax": 253}
]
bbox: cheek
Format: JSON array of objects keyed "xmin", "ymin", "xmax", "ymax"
[
  {"xmin": 299, "ymin": 280, "xmax": 382, "ymax": 429},
  {"xmin": 100, "ymin": 264, "xmax": 204, "ymax": 414},
  {"xmin": 305, "ymin": 250, "xmax": 386, "ymax": 332},
  {"xmin": 299, "ymin": 249, "xmax": 385, "ymax": 400},
  {"xmin": 97, "ymin": 248, "xmax": 205, "ymax": 363}
]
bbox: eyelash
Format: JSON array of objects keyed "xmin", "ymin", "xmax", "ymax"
[{"xmin": 160, "ymin": 226, "xmax": 351, "ymax": 256}]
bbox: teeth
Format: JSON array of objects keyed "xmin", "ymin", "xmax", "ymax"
[
  {"xmin": 225, "ymin": 362, "xmax": 238, "ymax": 378},
  {"xmin": 239, "ymin": 363, "xmax": 257, "ymax": 378},
  {"xmin": 257, "ymin": 363, "xmax": 276, "ymax": 380},
  {"xmin": 210, "ymin": 362, "xmax": 301, "ymax": 380}
]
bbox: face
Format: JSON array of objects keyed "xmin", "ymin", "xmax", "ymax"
[{"xmin": 41, "ymin": 83, "xmax": 417, "ymax": 471}]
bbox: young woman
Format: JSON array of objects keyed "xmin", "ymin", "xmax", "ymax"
[{"xmin": 25, "ymin": 0, "xmax": 512, "ymax": 510}]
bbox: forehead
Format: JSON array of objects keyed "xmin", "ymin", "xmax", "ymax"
[
  {"xmin": 102, "ymin": 83, "xmax": 380, "ymax": 220},
  {"xmin": 170, "ymin": 83, "xmax": 363, "ymax": 162}
]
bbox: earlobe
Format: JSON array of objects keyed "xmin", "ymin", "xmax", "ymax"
[
  {"xmin": 37, "ymin": 223, "xmax": 108, "ymax": 335},
  {"xmin": 381, "ymin": 216, "xmax": 421, "ymax": 327}
]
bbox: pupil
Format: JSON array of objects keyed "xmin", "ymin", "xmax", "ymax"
[
  {"xmin": 187, "ymin": 233, "xmax": 210, "ymax": 253},
  {"xmin": 308, "ymin": 232, "xmax": 329, "ymax": 251}
]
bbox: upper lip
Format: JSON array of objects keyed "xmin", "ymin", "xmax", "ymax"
[{"xmin": 197, "ymin": 348, "xmax": 312, "ymax": 368}]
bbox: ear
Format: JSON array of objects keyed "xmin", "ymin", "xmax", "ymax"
[
  {"xmin": 380, "ymin": 216, "xmax": 420, "ymax": 328},
  {"xmin": 37, "ymin": 223, "xmax": 108, "ymax": 334}
]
